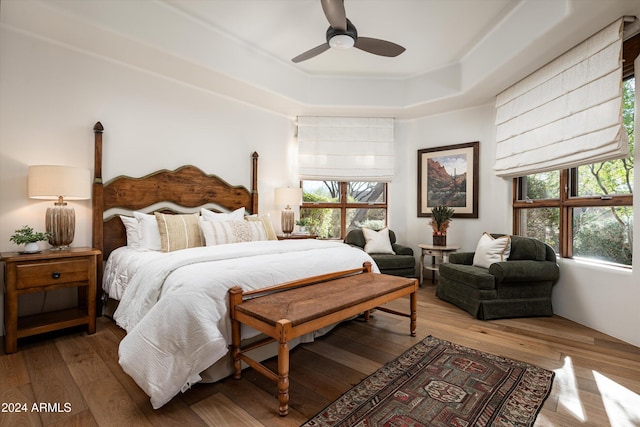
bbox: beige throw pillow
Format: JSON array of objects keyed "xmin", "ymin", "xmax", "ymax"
[
  {"xmin": 245, "ymin": 215, "xmax": 278, "ymax": 240},
  {"xmin": 472, "ymin": 232, "xmax": 511, "ymax": 268},
  {"xmin": 155, "ymin": 213, "xmax": 203, "ymax": 252},
  {"xmin": 362, "ymin": 227, "xmax": 395, "ymax": 254}
]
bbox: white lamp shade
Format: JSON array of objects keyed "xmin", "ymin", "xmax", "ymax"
[
  {"xmin": 28, "ymin": 165, "xmax": 91, "ymax": 200},
  {"xmin": 274, "ymin": 187, "xmax": 302, "ymax": 207}
]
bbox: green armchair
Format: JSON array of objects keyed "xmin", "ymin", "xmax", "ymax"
[
  {"xmin": 344, "ymin": 229, "xmax": 416, "ymax": 278},
  {"xmin": 436, "ymin": 234, "xmax": 559, "ymax": 320}
]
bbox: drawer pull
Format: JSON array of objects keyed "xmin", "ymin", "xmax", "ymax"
[{"xmin": 52, "ymin": 272, "xmax": 61, "ymax": 279}]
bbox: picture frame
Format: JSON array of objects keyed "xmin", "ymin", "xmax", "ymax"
[{"xmin": 417, "ymin": 141, "xmax": 479, "ymax": 218}]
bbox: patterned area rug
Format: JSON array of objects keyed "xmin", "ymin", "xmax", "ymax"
[{"xmin": 302, "ymin": 335, "xmax": 554, "ymax": 427}]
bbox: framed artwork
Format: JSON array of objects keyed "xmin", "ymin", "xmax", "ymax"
[{"xmin": 417, "ymin": 141, "xmax": 479, "ymax": 218}]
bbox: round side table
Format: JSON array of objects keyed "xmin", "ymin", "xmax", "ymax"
[{"xmin": 418, "ymin": 244, "xmax": 460, "ymax": 285}]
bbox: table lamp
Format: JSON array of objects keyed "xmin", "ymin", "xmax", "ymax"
[
  {"xmin": 274, "ymin": 187, "xmax": 302, "ymax": 236},
  {"xmin": 28, "ymin": 165, "xmax": 91, "ymax": 250}
]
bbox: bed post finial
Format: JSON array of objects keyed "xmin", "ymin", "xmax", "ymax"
[{"xmin": 94, "ymin": 121, "xmax": 103, "ymax": 133}]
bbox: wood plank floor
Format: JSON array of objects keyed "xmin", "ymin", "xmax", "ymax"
[{"xmin": 2, "ymin": 283, "xmax": 639, "ymax": 426}]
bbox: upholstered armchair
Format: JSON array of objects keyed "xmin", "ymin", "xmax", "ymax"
[
  {"xmin": 344, "ymin": 229, "xmax": 416, "ymax": 278},
  {"xmin": 436, "ymin": 234, "xmax": 559, "ymax": 320}
]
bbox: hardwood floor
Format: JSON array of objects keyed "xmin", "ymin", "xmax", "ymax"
[{"xmin": 2, "ymin": 283, "xmax": 639, "ymax": 426}]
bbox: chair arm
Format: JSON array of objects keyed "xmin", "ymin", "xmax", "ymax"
[
  {"xmin": 448, "ymin": 252, "xmax": 474, "ymax": 265},
  {"xmin": 489, "ymin": 260, "xmax": 560, "ymax": 283},
  {"xmin": 392, "ymin": 243, "xmax": 413, "ymax": 256}
]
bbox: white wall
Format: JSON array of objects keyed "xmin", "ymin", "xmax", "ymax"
[
  {"xmin": 393, "ymin": 106, "xmax": 640, "ymax": 347},
  {"xmin": 392, "ymin": 105, "xmax": 511, "ymax": 251},
  {"xmin": 0, "ymin": 25, "xmax": 299, "ymax": 320},
  {"xmin": 1, "ymin": 4, "xmax": 638, "ymax": 348}
]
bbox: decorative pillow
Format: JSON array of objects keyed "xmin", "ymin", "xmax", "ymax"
[
  {"xmin": 133, "ymin": 211, "xmax": 162, "ymax": 251},
  {"xmin": 200, "ymin": 220, "xmax": 267, "ymax": 246},
  {"xmin": 154, "ymin": 212, "xmax": 203, "ymax": 252},
  {"xmin": 472, "ymin": 232, "xmax": 512, "ymax": 269},
  {"xmin": 200, "ymin": 207, "xmax": 245, "ymax": 222},
  {"xmin": 119, "ymin": 215, "xmax": 140, "ymax": 248},
  {"xmin": 362, "ymin": 227, "xmax": 395, "ymax": 254},
  {"xmin": 245, "ymin": 215, "xmax": 278, "ymax": 240}
]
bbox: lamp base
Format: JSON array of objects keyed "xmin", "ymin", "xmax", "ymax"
[
  {"xmin": 281, "ymin": 208, "xmax": 295, "ymax": 236},
  {"xmin": 46, "ymin": 204, "xmax": 75, "ymax": 250}
]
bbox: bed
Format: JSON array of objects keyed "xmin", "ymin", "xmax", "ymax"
[{"xmin": 91, "ymin": 122, "xmax": 379, "ymax": 409}]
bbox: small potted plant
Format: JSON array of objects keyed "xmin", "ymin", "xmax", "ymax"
[
  {"xmin": 10, "ymin": 226, "xmax": 50, "ymax": 253},
  {"xmin": 295, "ymin": 218, "xmax": 310, "ymax": 234},
  {"xmin": 430, "ymin": 206, "xmax": 455, "ymax": 246}
]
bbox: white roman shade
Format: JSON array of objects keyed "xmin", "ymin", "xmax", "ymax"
[
  {"xmin": 493, "ymin": 18, "xmax": 629, "ymax": 178},
  {"xmin": 297, "ymin": 116, "xmax": 394, "ymax": 182}
]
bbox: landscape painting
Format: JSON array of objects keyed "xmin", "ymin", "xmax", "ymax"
[{"xmin": 417, "ymin": 142, "xmax": 479, "ymax": 218}]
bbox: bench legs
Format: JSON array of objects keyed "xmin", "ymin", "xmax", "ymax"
[
  {"xmin": 410, "ymin": 291, "xmax": 417, "ymax": 337},
  {"xmin": 230, "ymin": 316, "xmax": 292, "ymax": 416},
  {"xmin": 228, "ymin": 283, "xmax": 418, "ymax": 417},
  {"xmin": 229, "ymin": 287, "xmax": 243, "ymax": 379},
  {"xmin": 276, "ymin": 320, "xmax": 291, "ymax": 416}
]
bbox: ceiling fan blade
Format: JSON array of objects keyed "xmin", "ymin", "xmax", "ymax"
[
  {"xmin": 292, "ymin": 42, "xmax": 330, "ymax": 63},
  {"xmin": 321, "ymin": 0, "xmax": 347, "ymax": 31},
  {"xmin": 354, "ymin": 37, "xmax": 406, "ymax": 57}
]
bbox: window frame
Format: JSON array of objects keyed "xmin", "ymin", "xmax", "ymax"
[
  {"xmin": 512, "ymin": 170, "xmax": 633, "ymax": 261},
  {"xmin": 512, "ymin": 32, "xmax": 636, "ymax": 267},
  {"xmin": 300, "ymin": 181, "xmax": 388, "ymax": 239}
]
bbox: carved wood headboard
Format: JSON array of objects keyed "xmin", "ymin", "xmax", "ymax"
[{"xmin": 91, "ymin": 121, "xmax": 259, "ymax": 265}]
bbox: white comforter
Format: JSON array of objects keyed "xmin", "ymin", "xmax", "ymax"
[{"xmin": 105, "ymin": 239, "xmax": 378, "ymax": 409}]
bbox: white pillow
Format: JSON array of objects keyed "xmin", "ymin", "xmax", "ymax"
[
  {"xmin": 200, "ymin": 220, "xmax": 267, "ymax": 246},
  {"xmin": 119, "ymin": 215, "xmax": 140, "ymax": 248},
  {"xmin": 362, "ymin": 227, "xmax": 395, "ymax": 254},
  {"xmin": 133, "ymin": 211, "xmax": 162, "ymax": 251},
  {"xmin": 201, "ymin": 207, "xmax": 245, "ymax": 222},
  {"xmin": 472, "ymin": 232, "xmax": 511, "ymax": 268}
]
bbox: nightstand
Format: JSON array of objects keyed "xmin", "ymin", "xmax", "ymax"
[
  {"xmin": 277, "ymin": 234, "xmax": 318, "ymax": 240},
  {"xmin": 1, "ymin": 247, "xmax": 101, "ymax": 353}
]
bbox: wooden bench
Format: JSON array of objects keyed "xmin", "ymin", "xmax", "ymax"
[{"xmin": 228, "ymin": 262, "xmax": 418, "ymax": 416}]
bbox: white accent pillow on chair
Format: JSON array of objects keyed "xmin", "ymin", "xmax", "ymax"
[
  {"xmin": 472, "ymin": 232, "xmax": 511, "ymax": 268},
  {"xmin": 362, "ymin": 227, "xmax": 395, "ymax": 254}
]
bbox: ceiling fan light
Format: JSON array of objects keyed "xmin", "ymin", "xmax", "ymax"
[{"xmin": 329, "ymin": 34, "xmax": 355, "ymax": 49}]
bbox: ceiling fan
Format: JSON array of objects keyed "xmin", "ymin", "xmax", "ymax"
[{"xmin": 292, "ymin": 0, "xmax": 406, "ymax": 63}]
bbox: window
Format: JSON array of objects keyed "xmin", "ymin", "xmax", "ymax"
[
  {"xmin": 513, "ymin": 78, "xmax": 634, "ymax": 266},
  {"xmin": 300, "ymin": 180, "xmax": 387, "ymax": 239}
]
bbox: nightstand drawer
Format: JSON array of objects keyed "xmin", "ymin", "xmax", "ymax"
[{"xmin": 15, "ymin": 258, "xmax": 90, "ymax": 289}]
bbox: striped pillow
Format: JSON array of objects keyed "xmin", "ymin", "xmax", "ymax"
[
  {"xmin": 200, "ymin": 220, "xmax": 267, "ymax": 246},
  {"xmin": 244, "ymin": 215, "xmax": 278, "ymax": 240},
  {"xmin": 155, "ymin": 213, "xmax": 203, "ymax": 252}
]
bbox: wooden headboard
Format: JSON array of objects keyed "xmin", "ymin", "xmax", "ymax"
[{"xmin": 91, "ymin": 122, "xmax": 259, "ymax": 263}]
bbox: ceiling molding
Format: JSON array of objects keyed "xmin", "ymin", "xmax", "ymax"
[{"xmin": 3, "ymin": 0, "xmax": 639, "ymax": 119}]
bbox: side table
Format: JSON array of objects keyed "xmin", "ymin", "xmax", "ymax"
[
  {"xmin": 277, "ymin": 234, "xmax": 318, "ymax": 240},
  {"xmin": 418, "ymin": 244, "xmax": 460, "ymax": 285},
  {"xmin": 1, "ymin": 247, "xmax": 101, "ymax": 353}
]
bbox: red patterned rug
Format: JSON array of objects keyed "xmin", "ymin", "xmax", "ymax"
[{"xmin": 302, "ymin": 335, "xmax": 554, "ymax": 427}]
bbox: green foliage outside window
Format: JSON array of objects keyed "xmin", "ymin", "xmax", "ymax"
[
  {"xmin": 301, "ymin": 181, "xmax": 387, "ymax": 239},
  {"xmin": 520, "ymin": 78, "xmax": 634, "ymax": 266},
  {"xmin": 300, "ymin": 192, "xmax": 333, "ymax": 238}
]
